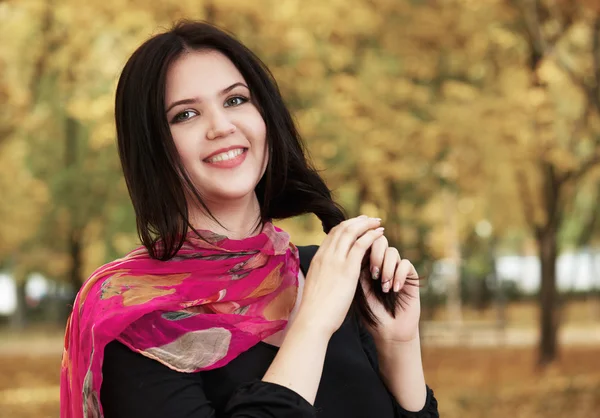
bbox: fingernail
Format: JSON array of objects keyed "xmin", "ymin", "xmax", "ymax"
[
  {"xmin": 358, "ymin": 214, "xmax": 368, "ymax": 219},
  {"xmin": 382, "ymin": 281, "xmax": 391, "ymax": 293},
  {"xmin": 371, "ymin": 217, "xmax": 382, "ymax": 222},
  {"xmin": 371, "ymin": 267, "xmax": 380, "ymax": 280},
  {"xmin": 375, "ymin": 227, "xmax": 385, "ymax": 232},
  {"xmin": 394, "ymin": 282, "xmax": 400, "ymax": 292}
]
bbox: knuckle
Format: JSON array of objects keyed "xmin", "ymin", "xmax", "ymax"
[
  {"xmin": 386, "ymin": 247, "xmax": 399, "ymax": 257},
  {"xmin": 345, "ymin": 223, "xmax": 361, "ymax": 235},
  {"xmin": 342, "ymin": 218, "xmax": 356, "ymax": 227},
  {"xmin": 354, "ymin": 240, "xmax": 368, "ymax": 250},
  {"xmin": 333, "ymin": 223, "xmax": 347, "ymax": 234}
]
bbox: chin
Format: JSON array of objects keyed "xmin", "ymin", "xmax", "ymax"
[
  {"xmin": 193, "ymin": 170, "xmax": 263, "ymax": 203},
  {"xmin": 206, "ymin": 184, "xmax": 259, "ymax": 202}
]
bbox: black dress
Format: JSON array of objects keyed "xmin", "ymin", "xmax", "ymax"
[{"xmin": 100, "ymin": 245, "xmax": 439, "ymax": 418}]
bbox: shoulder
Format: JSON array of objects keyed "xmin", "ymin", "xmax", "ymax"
[{"xmin": 75, "ymin": 249, "xmax": 144, "ymax": 308}]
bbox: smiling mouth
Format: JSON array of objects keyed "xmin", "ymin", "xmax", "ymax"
[{"xmin": 204, "ymin": 148, "xmax": 248, "ymax": 163}]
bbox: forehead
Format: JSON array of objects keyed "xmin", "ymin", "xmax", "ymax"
[{"xmin": 165, "ymin": 50, "xmax": 245, "ymax": 101}]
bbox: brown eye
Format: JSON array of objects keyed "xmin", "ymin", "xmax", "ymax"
[
  {"xmin": 224, "ymin": 96, "xmax": 248, "ymax": 107},
  {"xmin": 172, "ymin": 110, "xmax": 198, "ymax": 123}
]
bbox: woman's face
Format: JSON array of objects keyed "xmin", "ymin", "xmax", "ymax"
[{"xmin": 165, "ymin": 50, "xmax": 268, "ymax": 205}]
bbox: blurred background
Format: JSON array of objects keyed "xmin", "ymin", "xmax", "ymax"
[{"xmin": 1, "ymin": 0, "xmax": 600, "ymax": 416}]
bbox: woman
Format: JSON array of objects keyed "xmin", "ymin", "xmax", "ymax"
[{"xmin": 60, "ymin": 21, "xmax": 439, "ymax": 418}]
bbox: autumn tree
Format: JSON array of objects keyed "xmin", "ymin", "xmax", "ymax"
[
  {"xmin": 429, "ymin": 0, "xmax": 600, "ymax": 365},
  {"xmin": 500, "ymin": 0, "xmax": 600, "ymax": 366}
]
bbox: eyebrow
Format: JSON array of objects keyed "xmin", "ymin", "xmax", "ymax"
[{"xmin": 165, "ymin": 82, "xmax": 249, "ymax": 114}]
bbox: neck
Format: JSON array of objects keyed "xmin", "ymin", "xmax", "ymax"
[{"xmin": 188, "ymin": 193, "xmax": 263, "ymax": 240}]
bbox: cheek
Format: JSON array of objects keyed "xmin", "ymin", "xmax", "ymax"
[
  {"xmin": 170, "ymin": 129, "xmax": 198, "ymax": 164},
  {"xmin": 253, "ymin": 115, "xmax": 267, "ymax": 152},
  {"xmin": 244, "ymin": 110, "xmax": 268, "ymax": 160},
  {"xmin": 246, "ymin": 105, "xmax": 266, "ymax": 140},
  {"xmin": 256, "ymin": 122, "xmax": 268, "ymax": 169},
  {"xmin": 259, "ymin": 144, "xmax": 269, "ymax": 176}
]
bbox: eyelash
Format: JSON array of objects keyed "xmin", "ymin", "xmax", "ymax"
[
  {"xmin": 171, "ymin": 95, "xmax": 250, "ymax": 124},
  {"xmin": 225, "ymin": 95, "xmax": 249, "ymax": 107}
]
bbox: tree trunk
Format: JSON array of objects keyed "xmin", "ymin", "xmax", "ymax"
[
  {"xmin": 10, "ymin": 277, "xmax": 27, "ymax": 329},
  {"xmin": 8, "ymin": 254, "xmax": 28, "ymax": 329},
  {"xmin": 532, "ymin": 158, "xmax": 563, "ymax": 367},
  {"xmin": 536, "ymin": 225, "xmax": 560, "ymax": 367},
  {"xmin": 56, "ymin": 227, "xmax": 83, "ymax": 324},
  {"xmin": 68, "ymin": 228, "xmax": 83, "ymax": 293},
  {"xmin": 64, "ymin": 116, "xmax": 83, "ymax": 320}
]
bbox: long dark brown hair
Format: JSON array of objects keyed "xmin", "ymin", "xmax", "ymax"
[{"xmin": 115, "ymin": 20, "xmax": 413, "ymax": 327}]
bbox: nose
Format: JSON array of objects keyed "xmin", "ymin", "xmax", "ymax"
[{"xmin": 206, "ymin": 108, "xmax": 236, "ymax": 140}]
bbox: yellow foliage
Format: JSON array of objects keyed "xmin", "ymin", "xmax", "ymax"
[
  {"xmin": 441, "ymin": 81, "xmax": 479, "ymax": 102},
  {"xmin": 0, "ymin": 138, "xmax": 49, "ymax": 256},
  {"xmin": 0, "ymin": 0, "xmax": 599, "ymax": 275}
]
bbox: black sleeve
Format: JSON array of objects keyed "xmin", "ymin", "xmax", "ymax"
[
  {"xmin": 357, "ymin": 320, "xmax": 440, "ymax": 418},
  {"xmin": 100, "ymin": 340, "xmax": 315, "ymax": 418}
]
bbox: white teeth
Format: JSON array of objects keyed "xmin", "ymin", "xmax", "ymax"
[{"xmin": 207, "ymin": 148, "xmax": 244, "ymax": 163}]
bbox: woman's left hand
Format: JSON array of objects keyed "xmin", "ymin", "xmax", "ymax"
[{"xmin": 365, "ymin": 235, "xmax": 421, "ymax": 343}]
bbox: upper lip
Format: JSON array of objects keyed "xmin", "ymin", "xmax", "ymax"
[{"xmin": 204, "ymin": 146, "xmax": 247, "ymax": 160}]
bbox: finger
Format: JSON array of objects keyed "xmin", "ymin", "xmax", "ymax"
[
  {"xmin": 327, "ymin": 216, "xmax": 368, "ymax": 255},
  {"xmin": 348, "ymin": 227, "xmax": 385, "ymax": 269},
  {"xmin": 393, "ymin": 259, "xmax": 419, "ymax": 294},
  {"xmin": 334, "ymin": 217, "xmax": 382, "ymax": 257},
  {"xmin": 319, "ymin": 215, "xmax": 367, "ymax": 259},
  {"xmin": 369, "ymin": 235, "xmax": 388, "ymax": 280},
  {"xmin": 381, "ymin": 247, "xmax": 399, "ymax": 293}
]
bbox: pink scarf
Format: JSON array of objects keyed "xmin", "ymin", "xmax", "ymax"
[{"xmin": 60, "ymin": 222, "xmax": 299, "ymax": 418}]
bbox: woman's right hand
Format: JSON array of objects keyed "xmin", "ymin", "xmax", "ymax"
[{"xmin": 295, "ymin": 215, "xmax": 384, "ymax": 338}]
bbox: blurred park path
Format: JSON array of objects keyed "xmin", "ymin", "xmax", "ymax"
[{"xmin": 1, "ymin": 329, "xmax": 599, "ymax": 418}]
